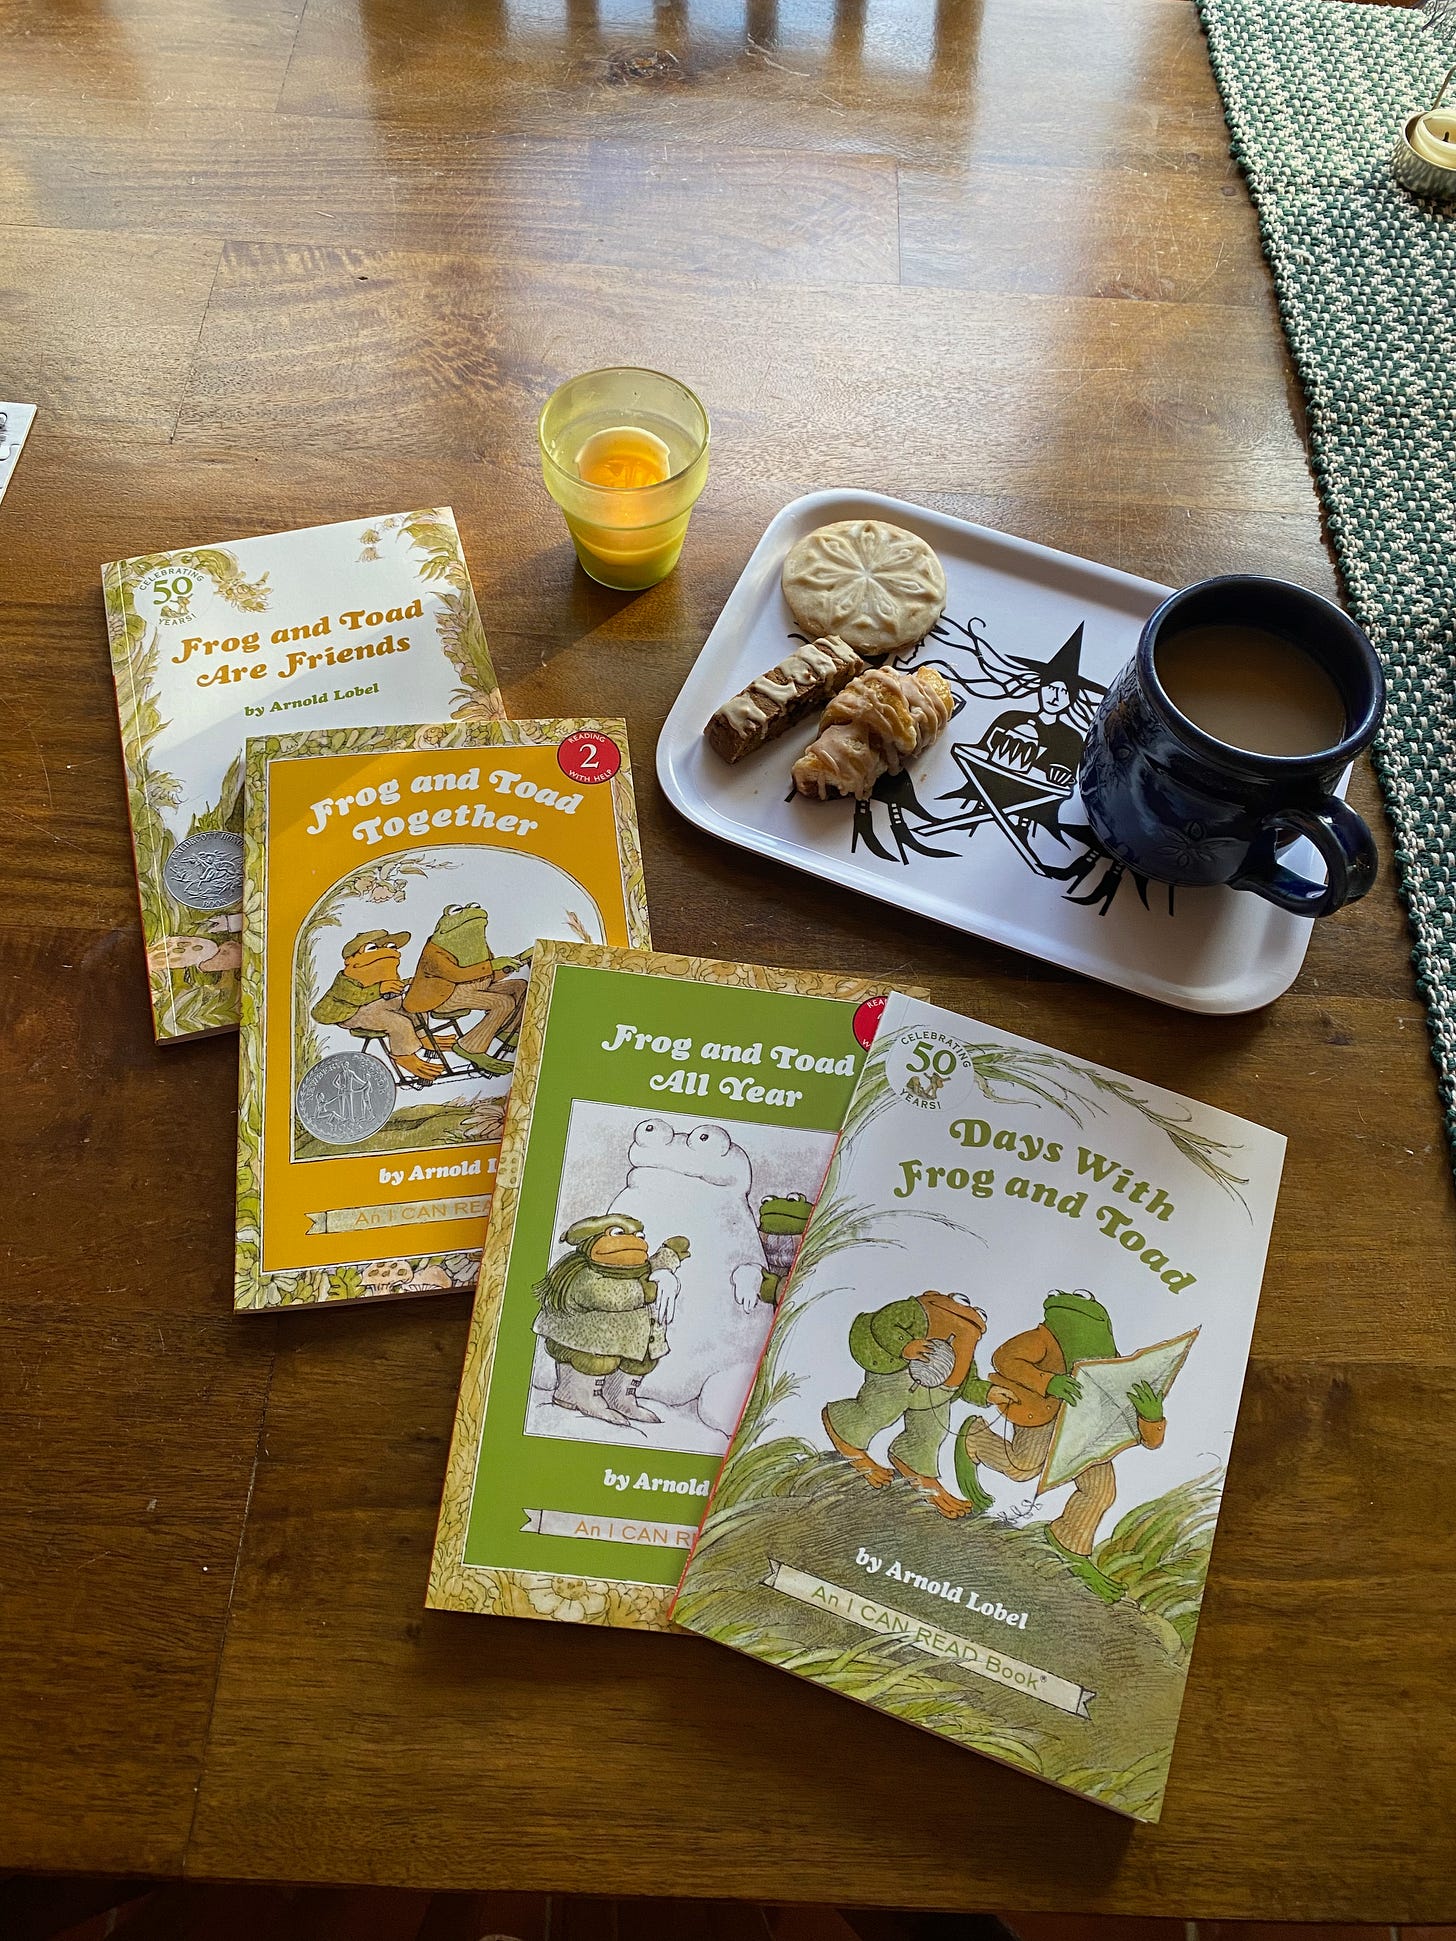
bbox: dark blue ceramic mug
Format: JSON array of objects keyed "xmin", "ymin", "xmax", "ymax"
[{"xmin": 1078, "ymin": 576, "xmax": 1385, "ymax": 918}]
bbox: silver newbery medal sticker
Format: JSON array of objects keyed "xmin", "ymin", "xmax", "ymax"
[
  {"xmin": 163, "ymin": 830, "xmax": 245, "ymax": 912},
  {"xmin": 295, "ymin": 1052, "xmax": 396, "ymax": 1146}
]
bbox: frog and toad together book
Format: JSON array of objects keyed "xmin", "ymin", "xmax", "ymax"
[
  {"xmin": 427, "ymin": 943, "xmax": 896, "ymax": 1631},
  {"xmin": 103, "ymin": 509, "xmax": 503, "ymax": 1043},
  {"xmin": 673, "ymin": 992, "xmax": 1285, "ymax": 1822},
  {"xmin": 235, "ymin": 723, "xmax": 648, "ymax": 1313}
]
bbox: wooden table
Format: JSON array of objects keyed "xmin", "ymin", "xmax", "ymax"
[{"xmin": 3, "ymin": 0, "xmax": 1453, "ymax": 1922}]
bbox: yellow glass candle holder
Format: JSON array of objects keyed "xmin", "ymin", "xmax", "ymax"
[{"xmin": 539, "ymin": 367, "xmax": 710, "ymax": 591}]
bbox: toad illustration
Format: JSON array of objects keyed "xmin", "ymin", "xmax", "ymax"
[
  {"xmin": 533, "ymin": 1214, "xmax": 689, "ymax": 1427},
  {"xmin": 402, "ymin": 903, "xmax": 529, "ymax": 1075},
  {"xmin": 960, "ymin": 1287, "xmax": 1167, "ymax": 1599},
  {"xmin": 310, "ymin": 929, "xmax": 443, "ymax": 1082},
  {"xmin": 822, "ymin": 1291, "xmax": 989, "ymax": 1517}
]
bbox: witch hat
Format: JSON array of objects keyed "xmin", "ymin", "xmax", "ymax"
[{"xmin": 1007, "ymin": 623, "xmax": 1091, "ymax": 694}]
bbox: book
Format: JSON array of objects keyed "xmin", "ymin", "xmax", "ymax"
[
  {"xmin": 673, "ymin": 993, "xmax": 1285, "ymax": 1822},
  {"xmin": 103, "ymin": 509, "xmax": 504, "ymax": 1043},
  {"xmin": 0, "ymin": 402, "xmax": 36, "ymax": 506},
  {"xmin": 427, "ymin": 943, "xmax": 894, "ymax": 1630},
  {"xmin": 235, "ymin": 722, "xmax": 648, "ymax": 1313}
]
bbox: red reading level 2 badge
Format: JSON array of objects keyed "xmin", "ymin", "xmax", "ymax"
[
  {"xmin": 852, "ymin": 995, "xmax": 887, "ymax": 1050},
  {"xmin": 557, "ymin": 731, "xmax": 622, "ymax": 785}
]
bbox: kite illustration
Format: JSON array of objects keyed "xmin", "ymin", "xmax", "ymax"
[{"xmin": 1040, "ymin": 1329, "xmax": 1199, "ymax": 1493}]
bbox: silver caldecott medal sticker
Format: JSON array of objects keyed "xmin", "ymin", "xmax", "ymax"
[
  {"xmin": 294, "ymin": 1052, "xmax": 398, "ymax": 1146},
  {"xmin": 162, "ymin": 830, "xmax": 245, "ymax": 912}
]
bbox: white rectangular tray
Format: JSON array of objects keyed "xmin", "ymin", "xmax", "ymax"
[{"xmin": 657, "ymin": 490, "xmax": 1326, "ymax": 1014}]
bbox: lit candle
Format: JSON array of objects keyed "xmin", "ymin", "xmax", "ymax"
[
  {"xmin": 539, "ymin": 369, "xmax": 710, "ymax": 592},
  {"xmin": 564, "ymin": 426, "xmax": 683, "ymax": 582}
]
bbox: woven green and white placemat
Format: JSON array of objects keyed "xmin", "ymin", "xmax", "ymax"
[{"xmin": 1196, "ymin": 0, "xmax": 1456, "ymax": 1159}]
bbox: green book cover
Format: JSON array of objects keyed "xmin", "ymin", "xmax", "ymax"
[
  {"xmin": 103, "ymin": 508, "xmax": 503, "ymax": 1043},
  {"xmin": 428, "ymin": 942, "xmax": 895, "ymax": 1631},
  {"xmin": 673, "ymin": 992, "xmax": 1285, "ymax": 1822}
]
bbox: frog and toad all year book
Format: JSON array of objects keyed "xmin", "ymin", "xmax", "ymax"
[
  {"xmin": 235, "ymin": 723, "xmax": 648, "ymax": 1313},
  {"xmin": 673, "ymin": 992, "xmax": 1285, "ymax": 1822},
  {"xmin": 428, "ymin": 944, "xmax": 895, "ymax": 1631}
]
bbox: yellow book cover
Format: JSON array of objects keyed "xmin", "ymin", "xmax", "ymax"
[
  {"xmin": 102, "ymin": 509, "xmax": 504, "ymax": 1044},
  {"xmin": 235, "ymin": 722, "xmax": 649, "ymax": 1313}
]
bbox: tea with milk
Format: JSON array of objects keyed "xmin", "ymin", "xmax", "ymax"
[{"xmin": 1155, "ymin": 623, "xmax": 1346, "ymax": 758}]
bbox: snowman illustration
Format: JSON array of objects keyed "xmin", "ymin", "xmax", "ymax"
[{"xmin": 609, "ymin": 1118, "xmax": 774, "ymax": 1440}]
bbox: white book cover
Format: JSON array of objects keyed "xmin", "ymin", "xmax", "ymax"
[
  {"xmin": 675, "ymin": 992, "xmax": 1285, "ymax": 1822},
  {"xmin": 102, "ymin": 508, "xmax": 503, "ymax": 1042}
]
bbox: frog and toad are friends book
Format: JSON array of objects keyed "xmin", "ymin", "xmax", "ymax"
[
  {"xmin": 673, "ymin": 992, "xmax": 1285, "ymax": 1821},
  {"xmin": 235, "ymin": 723, "xmax": 648, "ymax": 1313},
  {"xmin": 428, "ymin": 942, "xmax": 896, "ymax": 1631},
  {"xmin": 103, "ymin": 510, "xmax": 503, "ymax": 1043}
]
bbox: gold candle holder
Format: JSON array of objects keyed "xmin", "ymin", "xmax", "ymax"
[{"xmin": 1393, "ymin": 62, "xmax": 1456, "ymax": 199}]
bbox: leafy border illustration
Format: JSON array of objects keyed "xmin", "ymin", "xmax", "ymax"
[
  {"xmin": 234, "ymin": 722, "xmax": 651, "ymax": 1315},
  {"xmin": 102, "ymin": 509, "xmax": 504, "ymax": 1043},
  {"xmin": 425, "ymin": 941, "xmax": 897, "ymax": 1631},
  {"xmin": 103, "ymin": 552, "xmax": 265, "ymax": 1042}
]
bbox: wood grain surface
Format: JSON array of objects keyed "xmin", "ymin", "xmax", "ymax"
[{"xmin": 3, "ymin": 0, "xmax": 1454, "ymax": 1920}]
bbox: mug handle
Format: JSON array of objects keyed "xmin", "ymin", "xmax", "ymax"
[{"xmin": 1230, "ymin": 797, "xmax": 1378, "ymax": 918}]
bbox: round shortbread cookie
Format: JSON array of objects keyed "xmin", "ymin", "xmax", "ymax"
[{"xmin": 781, "ymin": 519, "xmax": 947, "ymax": 658}]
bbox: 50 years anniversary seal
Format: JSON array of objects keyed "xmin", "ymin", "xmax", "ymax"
[{"xmin": 887, "ymin": 1028, "xmax": 973, "ymax": 1110}]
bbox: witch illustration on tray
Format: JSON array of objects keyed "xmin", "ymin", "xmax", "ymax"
[{"xmin": 834, "ymin": 613, "xmax": 1174, "ymax": 916}]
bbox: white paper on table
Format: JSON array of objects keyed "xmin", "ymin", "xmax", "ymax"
[{"xmin": 0, "ymin": 405, "xmax": 37, "ymax": 505}]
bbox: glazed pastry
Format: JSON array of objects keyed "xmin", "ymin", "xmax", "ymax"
[
  {"xmin": 792, "ymin": 665, "xmax": 955, "ymax": 801},
  {"xmin": 781, "ymin": 519, "xmax": 947, "ymax": 659},
  {"xmin": 704, "ymin": 635, "xmax": 865, "ymax": 764}
]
